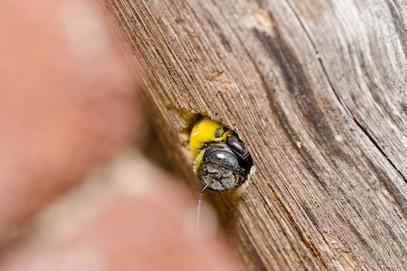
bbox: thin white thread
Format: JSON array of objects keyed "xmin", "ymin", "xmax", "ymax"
[{"xmin": 195, "ymin": 183, "xmax": 210, "ymax": 228}]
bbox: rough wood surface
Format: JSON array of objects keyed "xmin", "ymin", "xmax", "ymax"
[{"xmin": 105, "ymin": 1, "xmax": 407, "ymax": 270}]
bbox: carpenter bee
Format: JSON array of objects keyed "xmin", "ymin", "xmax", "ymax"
[{"xmin": 189, "ymin": 117, "xmax": 252, "ymax": 191}]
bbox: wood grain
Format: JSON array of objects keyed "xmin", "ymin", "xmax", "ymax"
[{"xmin": 105, "ymin": 0, "xmax": 407, "ymax": 270}]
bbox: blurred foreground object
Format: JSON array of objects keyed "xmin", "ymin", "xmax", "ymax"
[
  {"xmin": 0, "ymin": 0, "xmax": 138, "ymax": 243},
  {"xmin": 0, "ymin": 1, "xmax": 240, "ymax": 270}
]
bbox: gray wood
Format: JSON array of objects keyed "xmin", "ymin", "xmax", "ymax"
[{"xmin": 105, "ymin": 0, "xmax": 407, "ymax": 270}]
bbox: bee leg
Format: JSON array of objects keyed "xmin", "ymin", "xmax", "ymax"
[{"xmin": 201, "ymin": 181, "xmax": 211, "ymax": 193}]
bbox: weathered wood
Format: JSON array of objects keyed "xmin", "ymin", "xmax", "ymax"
[{"xmin": 105, "ymin": 0, "xmax": 407, "ymax": 270}]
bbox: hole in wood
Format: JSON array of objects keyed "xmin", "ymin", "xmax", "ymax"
[{"xmin": 186, "ymin": 114, "xmax": 253, "ymax": 192}]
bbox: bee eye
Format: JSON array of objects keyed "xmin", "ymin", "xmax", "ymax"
[
  {"xmin": 226, "ymin": 136, "xmax": 245, "ymax": 155},
  {"xmin": 207, "ymin": 150, "xmax": 238, "ymax": 170}
]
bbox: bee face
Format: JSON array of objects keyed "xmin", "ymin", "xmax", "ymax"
[
  {"xmin": 189, "ymin": 117, "xmax": 252, "ymax": 192},
  {"xmin": 197, "ymin": 144, "xmax": 248, "ymax": 191}
]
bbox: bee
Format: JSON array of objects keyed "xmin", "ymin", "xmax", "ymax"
[{"xmin": 189, "ymin": 117, "xmax": 252, "ymax": 192}]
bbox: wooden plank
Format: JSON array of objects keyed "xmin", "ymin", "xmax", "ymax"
[{"xmin": 105, "ymin": 0, "xmax": 407, "ymax": 270}]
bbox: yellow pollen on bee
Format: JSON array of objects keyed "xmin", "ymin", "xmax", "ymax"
[{"xmin": 189, "ymin": 117, "xmax": 232, "ymax": 159}]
